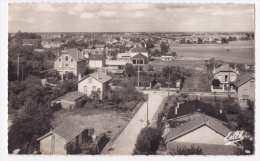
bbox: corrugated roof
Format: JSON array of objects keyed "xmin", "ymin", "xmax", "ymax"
[
  {"xmin": 233, "ymin": 73, "xmax": 254, "ymax": 87},
  {"xmin": 53, "ymin": 91, "xmax": 86, "ymax": 102},
  {"xmin": 78, "ymin": 71, "xmax": 112, "ymax": 84},
  {"xmin": 167, "ymin": 141, "xmax": 240, "ymax": 155},
  {"xmin": 53, "ymin": 121, "xmax": 85, "ymax": 142},
  {"xmin": 130, "ymin": 46, "xmax": 148, "ymax": 53},
  {"xmin": 165, "ymin": 115, "xmax": 232, "ymax": 143}
]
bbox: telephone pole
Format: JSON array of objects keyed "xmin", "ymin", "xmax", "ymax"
[
  {"xmin": 168, "ymin": 73, "xmax": 170, "ymax": 98},
  {"xmin": 17, "ymin": 54, "xmax": 20, "ymax": 81},
  {"xmin": 147, "ymin": 95, "xmax": 149, "ymax": 127},
  {"xmin": 22, "ymin": 64, "xmax": 23, "ymax": 81},
  {"xmin": 228, "ymin": 66, "xmax": 230, "ymax": 97}
]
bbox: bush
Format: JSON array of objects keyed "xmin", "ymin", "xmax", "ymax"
[
  {"xmin": 169, "ymin": 144, "xmax": 203, "ymax": 155},
  {"xmin": 212, "ymin": 78, "xmax": 220, "ymax": 87},
  {"xmin": 133, "ymin": 127, "xmax": 160, "ymax": 155},
  {"xmin": 180, "ymin": 93, "xmax": 188, "ymax": 99}
]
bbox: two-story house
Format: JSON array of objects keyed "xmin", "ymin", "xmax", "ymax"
[
  {"xmin": 54, "ymin": 48, "xmax": 86, "ymax": 79},
  {"xmin": 233, "ymin": 73, "xmax": 255, "ymax": 108},
  {"xmin": 78, "ymin": 71, "xmax": 112, "ymax": 100},
  {"xmin": 212, "ymin": 64, "xmax": 239, "ymax": 92},
  {"xmin": 129, "ymin": 45, "xmax": 149, "ymax": 65}
]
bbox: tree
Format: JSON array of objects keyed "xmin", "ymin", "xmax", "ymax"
[
  {"xmin": 198, "ymin": 38, "xmax": 203, "ymax": 44},
  {"xmin": 124, "ymin": 63, "xmax": 135, "ymax": 77},
  {"xmin": 212, "ymin": 79, "xmax": 220, "ymax": 87},
  {"xmin": 160, "ymin": 43, "xmax": 169, "ymax": 53},
  {"xmin": 247, "ymin": 100, "xmax": 254, "ymax": 110},
  {"xmin": 146, "ymin": 39, "xmax": 155, "ymax": 48},
  {"xmin": 133, "ymin": 127, "xmax": 160, "ymax": 155},
  {"xmin": 180, "ymin": 93, "xmax": 188, "ymax": 99},
  {"xmin": 169, "ymin": 144, "xmax": 203, "ymax": 155},
  {"xmin": 221, "ymin": 38, "xmax": 229, "ymax": 44}
]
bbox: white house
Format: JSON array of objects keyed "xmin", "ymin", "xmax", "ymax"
[
  {"xmin": 88, "ymin": 54, "xmax": 105, "ymax": 68},
  {"xmin": 78, "ymin": 71, "xmax": 112, "ymax": 100}
]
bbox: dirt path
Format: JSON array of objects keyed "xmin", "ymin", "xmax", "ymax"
[{"xmin": 105, "ymin": 90, "xmax": 168, "ymax": 155}]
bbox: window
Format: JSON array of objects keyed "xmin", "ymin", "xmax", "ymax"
[
  {"xmin": 242, "ymin": 95, "xmax": 249, "ymax": 99},
  {"xmin": 84, "ymin": 86, "xmax": 87, "ymax": 93},
  {"xmin": 240, "ymin": 99, "xmax": 246, "ymax": 103},
  {"xmin": 250, "ymin": 81, "xmax": 254, "ymax": 87},
  {"xmin": 59, "ymin": 58, "xmax": 61, "ymax": 62},
  {"xmin": 65, "ymin": 63, "xmax": 68, "ymax": 67},
  {"xmin": 93, "ymin": 86, "xmax": 96, "ymax": 91},
  {"xmin": 88, "ymin": 78, "xmax": 92, "ymax": 83},
  {"xmin": 71, "ymin": 58, "xmax": 73, "ymax": 62},
  {"xmin": 225, "ymin": 75, "xmax": 228, "ymax": 82},
  {"xmin": 133, "ymin": 60, "xmax": 136, "ymax": 64},
  {"xmin": 65, "ymin": 56, "xmax": 68, "ymax": 61},
  {"xmin": 243, "ymin": 89, "xmax": 247, "ymax": 93},
  {"xmin": 139, "ymin": 60, "xmax": 144, "ymax": 64}
]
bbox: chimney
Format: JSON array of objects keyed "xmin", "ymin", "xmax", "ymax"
[
  {"xmin": 206, "ymin": 118, "xmax": 210, "ymax": 125},
  {"xmin": 78, "ymin": 73, "xmax": 81, "ymax": 81},
  {"xmin": 175, "ymin": 106, "xmax": 178, "ymax": 115},
  {"xmin": 220, "ymin": 109, "xmax": 222, "ymax": 114}
]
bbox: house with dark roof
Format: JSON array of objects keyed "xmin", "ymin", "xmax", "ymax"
[
  {"xmin": 37, "ymin": 121, "xmax": 94, "ymax": 154},
  {"xmin": 54, "ymin": 48, "xmax": 87, "ymax": 79},
  {"xmin": 211, "ymin": 64, "xmax": 239, "ymax": 93},
  {"xmin": 51, "ymin": 91, "xmax": 86, "ymax": 110},
  {"xmin": 165, "ymin": 116, "xmax": 241, "ymax": 155},
  {"xmin": 166, "ymin": 100, "xmax": 228, "ymax": 123},
  {"xmin": 233, "ymin": 73, "xmax": 255, "ymax": 108},
  {"xmin": 78, "ymin": 71, "xmax": 112, "ymax": 100},
  {"xmin": 89, "ymin": 54, "xmax": 105, "ymax": 68}
]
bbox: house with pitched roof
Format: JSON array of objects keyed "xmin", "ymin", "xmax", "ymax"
[
  {"xmin": 54, "ymin": 48, "xmax": 86, "ymax": 78},
  {"xmin": 233, "ymin": 73, "xmax": 255, "ymax": 108},
  {"xmin": 165, "ymin": 116, "xmax": 241, "ymax": 155},
  {"xmin": 88, "ymin": 54, "xmax": 105, "ymax": 68},
  {"xmin": 212, "ymin": 64, "xmax": 239, "ymax": 93},
  {"xmin": 129, "ymin": 45, "xmax": 149, "ymax": 65},
  {"xmin": 78, "ymin": 71, "xmax": 112, "ymax": 100},
  {"xmin": 37, "ymin": 121, "xmax": 94, "ymax": 155}
]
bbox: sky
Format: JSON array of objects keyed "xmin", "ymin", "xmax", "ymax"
[{"xmin": 8, "ymin": 3, "xmax": 255, "ymax": 32}]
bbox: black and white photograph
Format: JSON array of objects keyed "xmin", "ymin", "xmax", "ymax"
[{"xmin": 1, "ymin": 1, "xmax": 259, "ymax": 160}]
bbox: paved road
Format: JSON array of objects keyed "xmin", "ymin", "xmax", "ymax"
[{"xmin": 105, "ymin": 90, "xmax": 169, "ymax": 155}]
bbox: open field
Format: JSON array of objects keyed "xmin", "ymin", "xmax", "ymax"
[{"xmin": 153, "ymin": 41, "xmax": 254, "ymax": 64}]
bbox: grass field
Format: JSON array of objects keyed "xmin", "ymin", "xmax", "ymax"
[{"xmin": 153, "ymin": 41, "xmax": 254, "ymax": 64}]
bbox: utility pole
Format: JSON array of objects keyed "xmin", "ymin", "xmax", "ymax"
[
  {"xmin": 17, "ymin": 54, "xmax": 19, "ymax": 81},
  {"xmin": 22, "ymin": 64, "xmax": 23, "ymax": 81},
  {"xmin": 147, "ymin": 95, "xmax": 149, "ymax": 127},
  {"xmin": 228, "ymin": 66, "xmax": 230, "ymax": 97},
  {"xmin": 138, "ymin": 56, "xmax": 140, "ymax": 89},
  {"xmin": 168, "ymin": 72, "xmax": 170, "ymax": 98}
]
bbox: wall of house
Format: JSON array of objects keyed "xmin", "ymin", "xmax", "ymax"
[
  {"xmin": 237, "ymin": 79, "xmax": 255, "ymax": 107},
  {"xmin": 89, "ymin": 60, "xmax": 103, "ymax": 68},
  {"xmin": 76, "ymin": 60, "xmax": 87, "ymax": 76},
  {"xmin": 61, "ymin": 100, "xmax": 75, "ymax": 109},
  {"xmin": 40, "ymin": 134, "xmax": 52, "ymax": 154},
  {"xmin": 174, "ymin": 126, "xmax": 236, "ymax": 146},
  {"xmin": 78, "ymin": 76, "xmax": 104, "ymax": 99},
  {"xmin": 214, "ymin": 71, "xmax": 237, "ymax": 83},
  {"xmin": 54, "ymin": 54, "xmax": 77, "ymax": 75},
  {"xmin": 40, "ymin": 134, "xmax": 67, "ymax": 155}
]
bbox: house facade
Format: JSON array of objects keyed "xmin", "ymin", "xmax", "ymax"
[
  {"xmin": 89, "ymin": 54, "xmax": 105, "ymax": 68},
  {"xmin": 212, "ymin": 64, "xmax": 239, "ymax": 92},
  {"xmin": 234, "ymin": 73, "xmax": 255, "ymax": 108},
  {"xmin": 54, "ymin": 48, "xmax": 86, "ymax": 78},
  {"xmin": 78, "ymin": 71, "xmax": 112, "ymax": 100}
]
